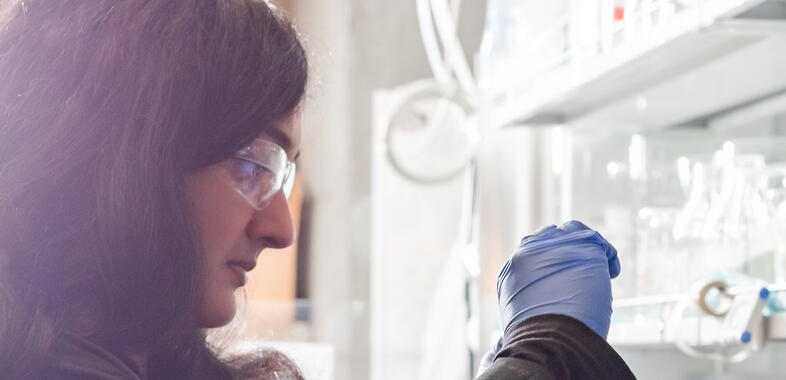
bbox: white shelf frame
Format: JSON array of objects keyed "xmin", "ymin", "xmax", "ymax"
[
  {"xmin": 489, "ymin": 0, "xmax": 786, "ymax": 129},
  {"xmin": 609, "ymin": 284, "xmax": 786, "ymax": 347}
]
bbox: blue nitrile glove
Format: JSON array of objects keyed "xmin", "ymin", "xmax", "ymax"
[
  {"xmin": 499, "ymin": 220, "xmax": 620, "ymax": 337},
  {"xmin": 477, "ymin": 221, "xmax": 621, "ymax": 376}
]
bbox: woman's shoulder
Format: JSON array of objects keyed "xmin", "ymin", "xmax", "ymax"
[{"xmin": 39, "ymin": 333, "xmax": 145, "ymax": 380}]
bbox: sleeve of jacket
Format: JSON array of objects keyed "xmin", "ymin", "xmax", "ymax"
[
  {"xmin": 39, "ymin": 333, "xmax": 145, "ymax": 380},
  {"xmin": 476, "ymin": 314, "xmax": 636, "ymax": 380}
]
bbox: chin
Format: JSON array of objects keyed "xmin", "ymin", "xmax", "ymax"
[{"xmin": 195, "ymin": 298, "xmax": 237, "ymax": 328}]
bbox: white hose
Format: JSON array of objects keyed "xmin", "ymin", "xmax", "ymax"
[
  {"xmin": 430, "ymin": 0, "xmax": 479, "ymax": 102},
  {"xmin": 417, "ymin": 0, "xmax": 481, "ymax": 104},
  {"xmin": 416, "ymin": 0, "xmax": 452, "ymax": 85},
  {"xmin": 450, "ymin": 0, "xmax": 462, "ymax": 21}
]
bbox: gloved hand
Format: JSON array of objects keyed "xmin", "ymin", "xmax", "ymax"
[
  {"xmin": 476, "ymin": 337, "xmax": 502, "ymax": 376},
  {"xmin": 477, "ymin": 221, "xmax": 621, "ymax": 375}
]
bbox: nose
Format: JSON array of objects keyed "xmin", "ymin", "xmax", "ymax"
[{"xmin": 246, "ymin": 191, "xmax": 295, "ymax": 250}]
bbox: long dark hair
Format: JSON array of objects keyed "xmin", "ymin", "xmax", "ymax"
[{"xmin": 0, "ymin": 0, "xmax": 308, "ymax": 378}]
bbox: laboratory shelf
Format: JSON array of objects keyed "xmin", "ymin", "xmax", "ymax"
[
  {"xmin": 608, "ymin": 319, "xmax": 673, "ymax": 348},
  {"xmin": 608, "ymin": 282, "xmax": 786, "ymax": 349},
  {"xmin": 767, "ymin": 312, "xmax": 786, "ymax": 340},
  {"xmin": 608, "ymin": 283, "xmax": 786, "ymax": 348},
  {"xmin": 609, "ymin": 312, "xmax": 786, "ymax": 347},
  {"xmin": 494, "ymin": 0, "xmax": 786, "ymax": 130}
]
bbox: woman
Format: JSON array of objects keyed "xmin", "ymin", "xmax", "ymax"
[
  {"xmin": 0, "ymin": 0, "xmax": 307, "ymax": 378},
  {"xmin": 0, "ymin": 1, "xmax": 635, "ymax": 379}
]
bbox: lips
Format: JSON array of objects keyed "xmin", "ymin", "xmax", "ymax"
[
  {"xmin": 226, "ymin": 262, "xmax": 249, "ymax": 287},
  {"xmin": 228, "ymin": 260, "xmax": 256, "ymax": 272}
]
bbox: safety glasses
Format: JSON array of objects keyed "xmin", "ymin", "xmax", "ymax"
[{"xmin": 221, "ymin": 139, "xmax": 296, "ymax": 210}]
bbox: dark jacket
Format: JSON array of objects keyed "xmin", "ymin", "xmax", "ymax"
[
  {"xmin": 478, "ymin": 314, "xmax": 636, "ymax": 380},
  {"xmin": 43, "ymin": 333, "xmax": 145, "ymax": 379},
  {"xmin": 42, "ymin": 314, "xmax": 635, "ymax": 379}
]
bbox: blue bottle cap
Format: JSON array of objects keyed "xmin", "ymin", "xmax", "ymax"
[
  {"xmin": 741, "ymin": 331, "xmax": 752, "ymax": 344},
  {"xmin": 760, "ymin": 288, "xmax": 770, "ymax": 300}
]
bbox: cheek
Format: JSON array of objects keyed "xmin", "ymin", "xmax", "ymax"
[
  {"xmin": 188, "ymin": 168, "xmax": 250, "ymax": 260},
  {"xmin": 194, "ymin": 206, "xmax": 238, "ymax": 262},
  {"xmin": 186, "ymin": 168, "xmax": 251, "ymax": 327}
]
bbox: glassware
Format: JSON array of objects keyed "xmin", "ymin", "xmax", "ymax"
[
  {"xmin": 628, "ymin": 131, "xmax": 720, "ymax": 297},
  {"xmin": 478, "ymin": 0, "xmax": 570, "ymax": 98},
  {"xmin": 674, "ymin": 141, "xmax": 782, "ymax": 285},
  {"xmin": 759, "ymin": 165, "xmax": 786, "ymax": 312},
  {"xmin": 635, "ymin": 206, "xmax": 686, "ymax": 296},
  {"xmin": 762, "ymin": 166, "xmax": 786, "ymax": 282}
]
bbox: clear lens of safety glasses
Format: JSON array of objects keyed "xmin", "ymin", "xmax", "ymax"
[
  {"xmin": 282, "ymin": 162, "xmax": 297, "ymax": 199},
  {"xmin": 224, "ymin": 139, "xmax": 295, "ymax": 210}
]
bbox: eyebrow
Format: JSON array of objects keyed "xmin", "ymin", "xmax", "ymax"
[{"xmin": 263, "ymin": 128, "xmax": 300, "ymax": 161}]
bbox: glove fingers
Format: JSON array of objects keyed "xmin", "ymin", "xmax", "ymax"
[
  {"xmin": 520, "ymin": 225, "xmax": 559, "ymax": 245},
  {"xmin": 607, "ymin": 245, "xmax": 621, "ymax": 279},
  {"xmin": 496, "ymin": 259, "xmax": 513, "ymax": 295},
  {"xmin": 559, "ymin": 220, "xmax": 622, "ymax": 279},
  {"xmin": 586, "ymin": 224, "xmax": 621, "ymax": 278},
  {"xmin": 557, "ymin": 220, "xmax": 589, "ymax": 233},
  {"xmin": 534, "ymin": 224, "xmax": 558, "ymax": 235}
]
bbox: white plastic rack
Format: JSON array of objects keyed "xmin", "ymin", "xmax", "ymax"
[
  {"xmin": 609, "ymin": 284, "xmax": 786, "ymax": 347},
  {"xmin": 492, "ymin": 0, "xmax": 786, "ymax": 130}
]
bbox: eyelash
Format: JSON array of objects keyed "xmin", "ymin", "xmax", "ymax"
[{"xmin": 229, "ymin": 157, "xmax": 267, "ymax": 180}]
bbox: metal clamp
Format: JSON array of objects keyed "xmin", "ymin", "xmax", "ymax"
[{"xmin": 697, "ymin": 280, "xmax": 734, "ymax": 317}]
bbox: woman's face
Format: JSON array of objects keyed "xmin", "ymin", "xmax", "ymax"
[{"xmin": 187, "ymin": 114, "xmax": 302, "ymax": 328}]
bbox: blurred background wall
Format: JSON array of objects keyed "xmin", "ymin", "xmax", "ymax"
[{"xmin": 290, "ymin": 1, "xmax": 485, "ymax": 379}]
